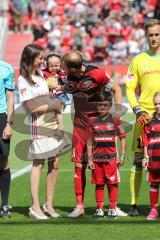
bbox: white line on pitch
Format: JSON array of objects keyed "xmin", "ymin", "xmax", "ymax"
[
  {"xmin": 11, "ymin": 166, "xmax": 130, "ymax": 180},
  {"xmin": 11, "ymin": 164, "xmax": 32, "ymax": 180}
]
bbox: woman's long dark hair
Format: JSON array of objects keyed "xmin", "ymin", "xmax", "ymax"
[{"xmin": 19, "ymin": 44, "xmax": 43, "ymax": 84}]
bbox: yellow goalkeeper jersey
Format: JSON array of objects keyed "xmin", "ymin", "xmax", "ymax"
[{"xmin": 126, "ymin": 50, "xmax": 160, "ymax": 114}]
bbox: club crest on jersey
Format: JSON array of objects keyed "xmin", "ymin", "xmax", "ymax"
[
  {"xmin": 127, "ymin": 73, "xmax": 134, "ymax": 80},
  {"xmin": 106, "ymin": 123, "xmax": 114, "ymax": 130},
  {"xmin": 109, "ymin": 176, "xmax": 116, "ymax": 182},
  {"xmin": 94, "ymin": 123, "xmax": 113, "ymax": 131}
]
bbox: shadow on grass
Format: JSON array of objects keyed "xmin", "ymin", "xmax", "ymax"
[
  {"xmin": 0, "ymin": 204, "xmax": 159, "ymax": 225},
  {"xmin": 57, "ymin": 204, "xmax": 151, "ymax": 217},
  {"xmin": 112, "ymin": 203, "xmax": 151, "ymax": 217},
  {"xmin": 9, "ymin": 204, "xmax": 151, "ymax": 217}
]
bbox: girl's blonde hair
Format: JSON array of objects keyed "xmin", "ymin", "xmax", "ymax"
[{"xmin": 153, "ymin": 91, "xmax": 160, "ymax": 100}]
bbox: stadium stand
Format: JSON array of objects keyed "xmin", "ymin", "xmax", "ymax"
[
  {"xmin": 3, "ymin": 0, "xmax": 159, "ymax": 103},
  {"xmin": 6, "ymin": 0, "xmax": 158, "ymax": 66},
  {"xmin": 0, "ymin": 16, "xmax": 8, "ymax": 58}
]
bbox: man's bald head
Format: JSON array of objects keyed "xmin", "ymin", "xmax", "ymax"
[{"xmin": 62, "ymin": 51, "xmax": 83, "ymax": 70}]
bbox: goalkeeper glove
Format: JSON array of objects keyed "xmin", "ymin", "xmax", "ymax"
[{"xmin": 133, "ymin": 106, "xmax": 150, "ymax": 125}]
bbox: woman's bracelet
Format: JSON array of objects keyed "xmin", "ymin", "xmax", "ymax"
[{"xmin": 6, "ymin": 120, "xmax": 13, "ymax": 126}]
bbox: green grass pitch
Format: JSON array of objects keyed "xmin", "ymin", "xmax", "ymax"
[{"xmin": 0, "ymin": 113, "xmax": 160, "ymax": 240}]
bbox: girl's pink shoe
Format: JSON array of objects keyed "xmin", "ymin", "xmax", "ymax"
[{"xmin": 147, "ymin": 209, "xmax": 158, "ymax": 220}]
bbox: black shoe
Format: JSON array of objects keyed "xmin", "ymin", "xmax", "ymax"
[
  {"xmin": 0, "ymin": 205, "xmax": 11, "ymax": 218},
  {"xmin": 128, "ymin": 204, "xmax": 139, "ymax": 216}
]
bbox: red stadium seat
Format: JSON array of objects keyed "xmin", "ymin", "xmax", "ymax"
[
  {"xmin": 57, "ymin": 0, "xmax": 71, "ymax": 5},
  {"xmin": 55, "ymin": 6, "xmax": 65, "ymax": 15}
]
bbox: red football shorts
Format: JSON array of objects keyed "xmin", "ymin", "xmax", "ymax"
[
  {"xmin": 147, "ymin": 171, "xmax": 160, "ymax": 183},
  {"xmin": 91, "ymin": 161, "xmax": 120, "ymax": 185},
  {"xmin": 71, "ymin": 126, "xmax": 87, "ymax": 163}
]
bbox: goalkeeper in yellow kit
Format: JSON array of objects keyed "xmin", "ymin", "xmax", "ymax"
[{"xmin": 126, "ymin": 19, "xmax": 160, "ymax": 216}]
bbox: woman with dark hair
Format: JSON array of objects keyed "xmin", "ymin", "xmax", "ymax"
[{"xmin": 18, "ymin": 44, "xmax": 64, "ymax": 219}]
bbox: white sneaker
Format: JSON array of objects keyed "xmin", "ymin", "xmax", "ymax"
[
  {"xmin": 93, "ymin": 208, "xmax": 104, "ymax": 218},
  {"xmin": 42, "ymin": 204, "xmax": 61, "ymax": 218},
  {"xmin": 29, "ymin": 207, "xmax": 48, "ymax": 220},
  {"xmin": 68, "ymin": 206, "xmax": 84, "ymax": 218},
  {"xmin": 108, "ymin": 208, "xmax": 117, "ymax": 218},
  {"xmin": 116, "ymin": 207, "xmax": 127, "ymax": 216}
]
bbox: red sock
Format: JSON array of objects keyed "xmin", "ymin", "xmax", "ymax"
[
  {"xmin": 150, "ymin": 183, "xmax": 159, "ymax": 211},
  {"xmin": 74, "ymin": 167, "xmax": 86, "ymax": 207},
  {"xmin": 107, "ymin": 184, "xmax": 118, "ymax": 209},
  {"xmin": 95, "ymin": 185, "xmax": 104, "ymax": 209}
]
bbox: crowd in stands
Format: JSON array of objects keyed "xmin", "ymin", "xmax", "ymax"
[{"xmin": 7, "ymin": 0, "xmax": 160, "ymax": 64}]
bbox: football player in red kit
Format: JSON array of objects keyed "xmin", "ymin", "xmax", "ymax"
[
  {"xmin": 142, "ymin": 92, "xmax": 160, "ymax": 220},
  {"xmin": 87, "ymin": 91, "xmax": 126, "ymax": 218},
  {"xmin": 61, "ymin": 51, "xmax": 126, "ymax": 217}
]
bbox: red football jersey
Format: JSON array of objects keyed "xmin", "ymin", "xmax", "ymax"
[
  {"xmin": 142, "ymin": 115, "xmax": 160, "ymax": 171},
  {"xmin": 88, "ymin": 114, "xmax": 126, "ymax": 162},
  {"xmin": 66, "ymin": 65, "xmax": 111, "ymax": 128}
]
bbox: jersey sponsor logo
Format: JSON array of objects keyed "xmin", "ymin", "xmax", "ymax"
[
  {"xmin": 150, "ymin": 138, "xmax": 160, "ymax": 143},
  {"xmin": 144, "ymin": 70, "xmax": 160, "ymax": 75},
  {"xmin": 20, "ymin": 88, "xmax": 27, "ymax": 95},
  {"xmin": 127, "ymin": 73, "xmax": 134, "ymax": 80},
  {"xmin": 95, "ymin": 137, "xmax": 114, "ymax": 141},
  {"xmin": 78, "ymin": 80, "xmax": 97, "ymax": 92}
]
